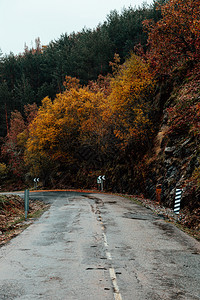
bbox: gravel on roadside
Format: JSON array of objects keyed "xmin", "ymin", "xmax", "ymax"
[{"xmin": 122, "ymin": 194, "xmax": 200, "ymax": 241}]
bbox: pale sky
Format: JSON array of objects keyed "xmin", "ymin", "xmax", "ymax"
[{"xmin": 0, "ymin": 0, "xmax": 152, "ymax": 56}]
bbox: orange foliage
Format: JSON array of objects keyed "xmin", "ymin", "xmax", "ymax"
[
  {"xmin": 143, "ymin": 0, "xmax": 200, "ymax": 75},
  {"xmin": 25, "ymin": 81, "xmax": 106, "ymax": 176},
  {"xmin": 25, "ymin": 55, "xmax": 155, "ymax": 178},
  {"xmin": 1, "ymin": 104, "xmax": 38, "ymax": 177},
  {"xmin": 104, "ymin": 53, "xmax": 155, "ymax": 147}
]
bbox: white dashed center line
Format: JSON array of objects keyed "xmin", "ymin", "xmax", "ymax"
[
  {"xmin": 93, "ymin": 199, "xmax": 122, "ymax": 300},
  {"xmin": 102, "ymin": 232, "xmax": 122, "ymax": 300}
]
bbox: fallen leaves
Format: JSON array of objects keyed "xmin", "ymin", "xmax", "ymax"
[{"xmin": 0, "ymin": 194, "xmax": 49, "ymax": 246}]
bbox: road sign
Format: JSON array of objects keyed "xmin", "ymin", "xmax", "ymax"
[
  {"xmin": 34, "ymin": 178, "xmax": 39, "ymax": 189},
  {"xmin": 97, "ymin": 176, "xmax": 102, "ymax": 184},
  {"xmin": 97, "ymin": 175, "xmax": 106, "ymax": 191}
]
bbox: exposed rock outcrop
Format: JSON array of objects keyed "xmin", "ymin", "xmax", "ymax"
[{"xmin": 145, "ymin": 69, "xmax": 200, "ymax": 210}]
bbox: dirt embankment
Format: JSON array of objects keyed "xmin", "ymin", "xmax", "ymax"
[{"xmin": 0, "ymin": 194, "xmax": 49, "ymax": 246}]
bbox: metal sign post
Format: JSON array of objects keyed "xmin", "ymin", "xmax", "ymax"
[
  {"xmin": 101, "ymin": 178, "xmax": 103, "ymax": 191},
  {"xmin": 97, "ymin": 176, "xmax": 101, "ymax": 191},
  {"xmin": 101, "ymin": 175, "xmax": 106, "ymax": 191},
  {"xmin": 24, "ymin": 189, "xmax": 29, "ymax": 220}
]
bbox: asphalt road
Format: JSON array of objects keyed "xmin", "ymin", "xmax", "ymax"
[{"xmin": 0, "ymin": 191, "xmax": 199, "ymax": 300}]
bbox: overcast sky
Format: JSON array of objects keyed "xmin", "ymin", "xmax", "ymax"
[{"xmin": 0, "ymin": 0, "xmax": 152, "ymax": 56}]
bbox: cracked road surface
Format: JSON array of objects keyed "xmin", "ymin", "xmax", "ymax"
[{"xmin": 0, "ymin": 191, "xmax": 199, "ymax": 299}]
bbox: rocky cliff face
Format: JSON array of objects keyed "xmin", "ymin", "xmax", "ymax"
[{"xmin": 145, "ymin": 67, "xmax": 200, "ymax": 211}]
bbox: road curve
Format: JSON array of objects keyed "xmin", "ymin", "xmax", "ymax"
[{"xmin": 0, "ymin": 191, "xmax": 199, "ymax": 299}]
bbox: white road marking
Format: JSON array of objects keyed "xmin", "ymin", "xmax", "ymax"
[
  {"xmin": 103, "ymin": 232, "xmax": 109, "ymax": 247},
  {"xmin": 102, "ymin": 232, "xmax": 123, "ymax": 300},
  {"xmin": 109, "ymin": 268, "xmax": 123, "ymax": 300},
  {"xmin": 96, "ymin": 204, "xmax": 122, "ymax": 299},
  {"xmin": 106, "ymin": 251, "xmax": 112, "ymax": 260}
]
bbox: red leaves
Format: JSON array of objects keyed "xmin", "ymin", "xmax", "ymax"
[
  {"xmin": 1, "ymin": 104, "xmax": 38, "ymax": 178},
  {"xmin": 144, "ymin": 0, "xmax": 200, "ymax": 76},
  {"xmin": 167, "ymin": 79, "xmax": 200, "ymax": 136}
]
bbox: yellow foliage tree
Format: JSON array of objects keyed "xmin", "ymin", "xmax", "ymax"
[
  {"xmin": 25, "ymin": 78, "xmax": 106, "ymax": 180},
  {"xmin": 104, "ymin": 53, "xmax": 155, "ymax": 148},
  {"xmin": 25, "ymin": 56, "xmax": 155, "ymax": 185}
]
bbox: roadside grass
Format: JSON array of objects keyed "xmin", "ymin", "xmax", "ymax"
[
  {"xmin": 0, "ymin": 195, "xmax": 50, "ymax": 246},
  {"xmin": 28, "ymin": 205, "xmax": 50, "ymax": 219}
]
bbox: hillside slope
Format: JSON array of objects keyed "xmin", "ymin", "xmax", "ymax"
[{"xmin": 145, "ymin": 64, "xmax": 200, "ymax": 211}]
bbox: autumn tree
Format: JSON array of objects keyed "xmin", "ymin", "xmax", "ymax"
[
  {"xmin": 25, "ymin": 51, "xmax": 156, "ymax": 188},
  {"xmin": 1, "ymin": 111, "xmax": 26, "ymax": 177},
  {"xmin": 1, "ymin": 104, "xmax": 38, "ymax": 179},
  {"xmin": 25, "ymin": 78, "xmax": 107, "ymax": 186},
  {"xmin": 143, "ymin": 0, "xmax": 200, "ymax": 76},
  {"xmin": 105, "ymin": 53, "xmax": 155, "ymax": 150}
]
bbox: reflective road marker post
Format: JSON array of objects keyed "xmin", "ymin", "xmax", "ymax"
[
  {"xmin": 24, "ymin": 189, "xmax": 29, "ymax": 220},
  {"xmin": 174, "ymin": 188, "xmax": 182, "ymax": 215}
]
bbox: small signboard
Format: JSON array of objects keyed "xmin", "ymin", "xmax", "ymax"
[
  {"xmin": 34, "ymin": 178, "xmax": 39, "ymax": 189},
  {"xmin": 97, "ymin": 175, "xmax": 106, "ymax": 191},
  {"xmin": 97, "ymin": 176, "xmax": 102, "ymax": 184}
]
